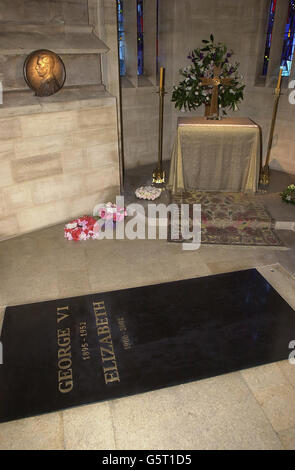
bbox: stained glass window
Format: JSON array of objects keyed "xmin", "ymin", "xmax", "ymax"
[
  {"xmin": 117, "ymin": 0, "xmax": 126, "ymax": 76},
  {"xmin": 156, "ymin": 0, "xmax": 159, "ymax": 75},
  {"xmin": 262, "ymin": 0, "xmax": 277, "ymax": 76},
  {"xmin": 117, "ymin": 0, "xmax": 144, "ymax": 77},
  {"xmin": 137, "ymin": 0, "xmax": 144, "ymax": 75},
  {"xmin": 281, "ymin": 0, "xmax": 295, "ymax": 76},
  {"xmin": 263, "ymin": 0, "xmax": 295, "ymax": 77}
]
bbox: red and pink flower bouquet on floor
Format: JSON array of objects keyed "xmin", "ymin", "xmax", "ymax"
[
  {"xmin": 64, "ymin": 202, "xmax": 127, "ymax": 241},
  {"xmin": 64, "ymin": 215, "xmax": 99, "ymax": 241},
  {"xmin": 93, "ymin": 201, "xmax": 127, "ymax": 222}
]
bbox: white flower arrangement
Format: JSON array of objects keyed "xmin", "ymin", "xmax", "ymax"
[{"xmin": 135, "ymin": 185, "xmax": 162, "ymax": 201}]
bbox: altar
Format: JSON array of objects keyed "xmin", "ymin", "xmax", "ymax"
[{"xmin": 168, "ymin": 117, "xmax": 261, "ymax": 193}]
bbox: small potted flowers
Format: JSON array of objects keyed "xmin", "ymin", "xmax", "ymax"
[{"xmin": 280, "ymin": 184, "xmax": 295, "ymax": 205}]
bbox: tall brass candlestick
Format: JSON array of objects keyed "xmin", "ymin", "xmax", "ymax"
[
  {"xmin": 259, "ymin": 68, "xmax": 283, "ymax": 189},
  {"xmin": 153, "ymin": 67, "xmax": 166, "ymax": 185}
]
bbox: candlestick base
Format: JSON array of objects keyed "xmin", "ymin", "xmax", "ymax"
[
  {"xmin": 152, "ymin": 167, "xmax": 166, "ymax": 186},
  {"xmin": 258, "ymin": 165, "xmax": 270, "ymax": 192}
]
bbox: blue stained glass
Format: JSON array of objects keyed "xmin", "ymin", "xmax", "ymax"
[
  {"xmin": 137, "ymin": 0, "xmax": 144, "ymax": 75},
  {"xmin": 117, "ymin": 0, "xmax": 144, "ymax": 77},
  {"xmin": 281, "ymin": 0, "xmax": 295, "ymax": 76},
  {"xmin": 262, "ymin": 0, "xmax": 277, "ymax": 76},
  {"xmin": 156, "ymin": 0, "xmax": 159, "ymax": 74},
  {"xmin": 117, "ymin": 0, "xmax": 126, "ymax": 76},
  {"xmin": 263, "ymin": 0, "xmax": 295, "ymax": 78}
]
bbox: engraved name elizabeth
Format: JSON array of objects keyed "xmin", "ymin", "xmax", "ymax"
[
  {"xmin": 56, "ymin": 301, "xmax": 120, "ymax": 395},
  {"xmin": 93, "ymin": 301, "xmax": 120, "ymax": 385}
]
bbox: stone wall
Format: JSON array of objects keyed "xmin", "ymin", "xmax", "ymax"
[
  {"xmin": 0, "ymin": 0, "xmax": 121, "ymax": 240},
  {"xmin": 122, "ymin": 86, "xmax": 172, "ymax": 169},
  {"xmin": 0, "ymin": 0, "xmax": 89, "ymax": 25},
  {"xmin": 93, "ymin": 0, "xmax": 124, "ymax": 189},
  {"xmin": 120, "ymin": 0, "xmax": 172, "ymax": 171},
  {"xmin": 0, "ymin": 98, "xmax": 120, "ymax": 240}
]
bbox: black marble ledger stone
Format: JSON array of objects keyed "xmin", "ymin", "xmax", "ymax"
[{"xmin": 0, "ymin": 268, "xmax": 295, "ymax": 423}]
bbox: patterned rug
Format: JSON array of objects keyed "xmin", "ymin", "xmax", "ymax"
[{"xmin": 168, "ymin": 190, "xmax": 283, "ymax": 247}]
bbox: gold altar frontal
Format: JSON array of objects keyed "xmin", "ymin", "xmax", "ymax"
[{"xmin": 168, "ymin": 117, "xmax": 261, "ymax": 193}]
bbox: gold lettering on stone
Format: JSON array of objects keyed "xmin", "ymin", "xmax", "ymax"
[
  {"xmin": 92, "ymin": 301, "xmax": 120, "ymax": 385},
  {"xmin": 57, "ymin": 306, "xmax": 70, "ymax": 324},
  {"xmin": 56, "ymin": 309, "xmax": 73, "ymax": 394}
]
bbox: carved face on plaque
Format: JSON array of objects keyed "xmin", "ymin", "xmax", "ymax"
[{"xmin": 24, "ymin": 50, "xmax": 66, "ymax": 97}]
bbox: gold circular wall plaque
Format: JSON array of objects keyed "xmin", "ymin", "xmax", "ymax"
[{"xmin": 24, "ymin": 49, "xmax": 66, "ymax": 97}]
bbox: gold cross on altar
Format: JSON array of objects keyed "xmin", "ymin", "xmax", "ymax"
[{"xmin": 200, "ymin": 66, "xmax": 233, "ymax": 116}]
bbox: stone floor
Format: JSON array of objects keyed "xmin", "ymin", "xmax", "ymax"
[{"xmin": 0, "ymin": 218, "xmax": 295, "ymax": 449}]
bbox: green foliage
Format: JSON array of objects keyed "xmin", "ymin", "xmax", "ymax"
[
  {"xmin": 171, "ymin": 35, "xmax": 245, "ymax": 114},
  {"xmin": 280, "ymin": 184, "xmax": 295, "ymax": 204}
]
